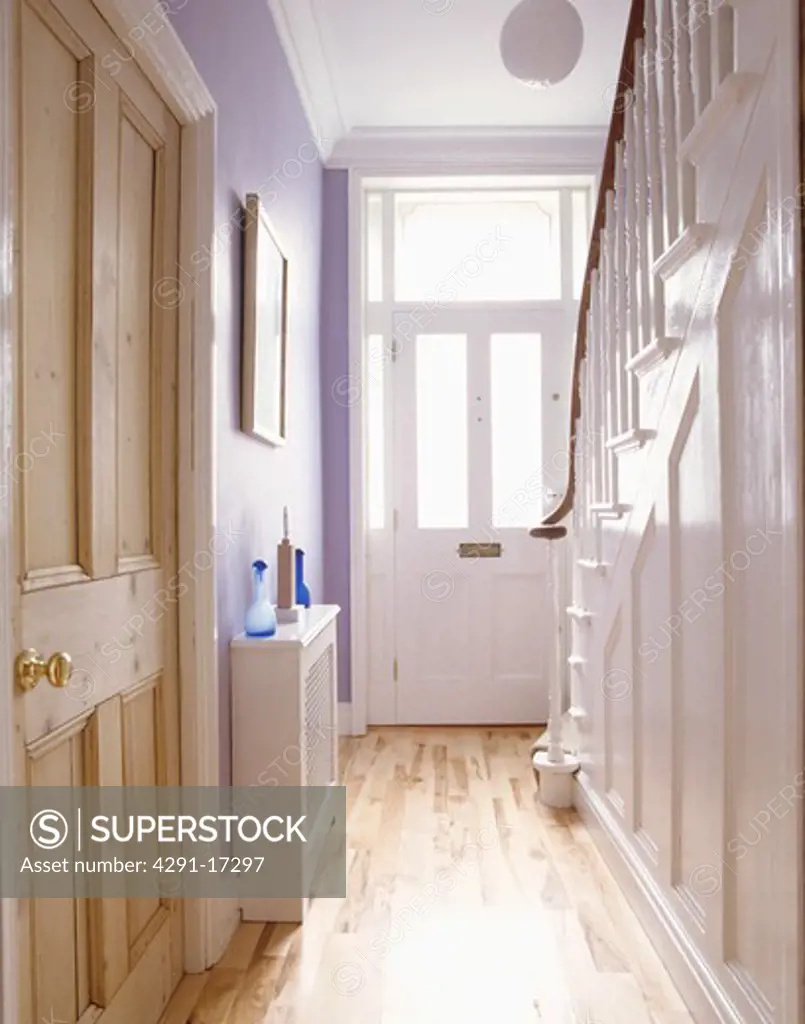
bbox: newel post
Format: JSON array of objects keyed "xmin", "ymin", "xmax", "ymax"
[{"xmin": 529, "ymin": 524, "xmax": 579, "ymax": 808}]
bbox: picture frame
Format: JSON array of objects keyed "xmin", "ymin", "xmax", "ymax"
[{"xmin": 242, "ymin": 192, "xmax": 289, "ymax": 446}]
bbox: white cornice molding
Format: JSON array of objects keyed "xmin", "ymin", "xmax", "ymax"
[
  {"xmin": 266, "ymin": 0, "xmax": 347, "ymax": 160},
  {"xmin": 264, "ymin": 0, "xmax": 607, "ymax": 169},
  {"xmin": 326, "ymin": 126, "xmax": 607, "ymax": 170},
  {"xmin": 264, "ymin": 0, "xmax": 608, "ymax": 170}
]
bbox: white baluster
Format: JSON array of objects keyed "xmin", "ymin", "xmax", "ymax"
[
  {"xmin": 586, "ymin": 363, "xmax": 592, "ymax": 520},
  {"xmin": 585, "ymin": 300, "xmax": 599, "ymax": 508},
  {"xmin": 711, "ymin": 1, "xmax": 735, "ymax": 89},
  {"xmin": 614, "ymin": 143, "xmax": 634, "ymax": 434},
  {"xmin": 595, "ymin": 264, "xmax": 612, "ymax": 503},
  {"xmin": 606, "ymin": 192, "xmax": 618, "ymax": 432},
  {"xmin": 673, "ymin": 0, "xmax": 696, "ymax": 229},
  {"xmin": 634, "ymin": 44, "xmax": 653, "ymax": 363},
  {"xmin": 576, "ymin": 361, "xmax": 589, "ymax": 560},
  {"xmin": 576, "ymin": 366, "xmax": 584, "ymax": 552},
  {"xmin": 691, "ymin": 0, "xmax": 712, "ymax": 117},
  {"xmin": 626, "ymin": 111, "xmax": 639, "ymax": 428},
  {"xmin": 659, "ymin": 0, "xmax": 680, "ymax": 245},
  {"xmin": 673, "ymin": 0, "xmax": 695, "ymax": 141},
  {"xmin": 585, "ymin": 356, "xmax": 594, "ymax": 533},
  {"xmin": 624, "ymin": 106, "xmax": 641, "ymax": 434},
  {"xmin": 589, "ymin": 269, "xmax": 605, "ymax": 505},
  {"xmin": 580, "ymin": 359, "xmax": 591, "ymax": 552},
  {"xmin": 599, "ymin": 206, "xmax": 620, "ymax": 489},
  {"xmin": 533, "ymin": 531, "xmax": 579, "ymax": 808},
  {"xmin": 545, "ymin": 538, "xmax": 565, "ymax": 764},
  {"xmin": 644, "ymin": 0, "xmax": 667, "ymax": 341}
]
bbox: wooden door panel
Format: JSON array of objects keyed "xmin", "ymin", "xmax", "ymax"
[
  {"xmin": 99, "ymin": 915, "xmax": 175, "ymax": 1024},
  {"xmin": 28, "ymin": 718, "xmax": 93, "ymax": 1024},
  {"xmin": 117, "ymin": 112, "xmax": 157, "ymax": 569},
  {"xmin": 122, "ymin": 676, "xmax": 163, "ymax": 955},
  {"xmin": 21, "ymin": 4, "xmax": 83, "ymax": 581},
  {"xmin": 85, "ymin": 698, "xmax": 129, "ymax": 1007},
  {"xmin": 22, "ymin": 569, "xmax": 168, "ymax": 741},
  {"xmin": 78, "ymin": 55, "xmax": 120, "ymax": 583},
  {"xmin": 122, "ymin": 676, "xmax": 162, "ymax": 788}
]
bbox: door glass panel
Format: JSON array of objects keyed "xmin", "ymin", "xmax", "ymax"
[
  {"xmin": 416, "ymin": 334, "xmax": 468, "ymax": 529},
  {"xmin": 367, "ymin": 334, "xmax": 385, "ymax": 529},
  {"xmin": 491, "ymin": 334, "xmax": 542, "ymax": 529},
  {"xmin": 366, "ymin": 193, "xmax": 383, "ymax": 302},
  {"xmin": 572, "ymin": 188, "xmax": 592, "ymax": 300}
]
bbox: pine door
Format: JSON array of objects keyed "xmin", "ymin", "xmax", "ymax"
[{"xmin": 15, "ymin": 0, "xmax": 183, "ymax": 1019}]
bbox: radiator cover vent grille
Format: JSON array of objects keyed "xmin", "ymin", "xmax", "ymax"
[{"xmin": 304, "ymin": 643, "xmax": 335, "ymax": 787}]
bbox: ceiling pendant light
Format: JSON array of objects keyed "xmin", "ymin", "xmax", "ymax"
[{"xmin": 499, "ymin": 0, "xmax": 584, "ymax": 90}]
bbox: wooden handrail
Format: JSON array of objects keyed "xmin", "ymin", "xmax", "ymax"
[{"xmin": 538, "ymin": 0, "xmax": 646, "ymax": 528}]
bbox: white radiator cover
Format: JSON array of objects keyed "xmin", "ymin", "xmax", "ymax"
[{"xmin": 231, "ymin": 604, "xmax": 340, "ymax": 922}]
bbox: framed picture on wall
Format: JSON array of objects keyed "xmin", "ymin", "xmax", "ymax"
[{"xmin": 242, "ymin": 192, "xmax": 288, "ymax": 446}]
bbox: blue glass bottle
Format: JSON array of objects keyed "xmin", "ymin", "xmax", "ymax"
[
  {"xmin": 295, "ymin": 548, "xmax": 311, "ymax": 608},
  {"xmin": 245, "ymin": 559, "xmax": 277, "ymax": 637}
]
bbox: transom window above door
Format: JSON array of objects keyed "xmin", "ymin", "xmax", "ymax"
[
  {"xmin": 395, "ymin": 191, "xmax": 562, "ymax": 302},
  {"xmin": 364, "ymin": 180, "xmax": 594, "ymax": 305}
]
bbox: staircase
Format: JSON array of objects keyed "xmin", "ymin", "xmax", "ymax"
[{"xmin": 533, "ymin": 1, "xmax": 803, "ymax": 1021}]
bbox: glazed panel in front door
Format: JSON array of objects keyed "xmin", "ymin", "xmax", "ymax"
[{"xmin": 16, "ymin": 0, "xmax": 182, "ymax": 1020}]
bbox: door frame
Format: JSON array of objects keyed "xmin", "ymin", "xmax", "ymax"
[
  {"xmin": 347, "ymin": 169, "xmax": 593, "ymax": 734},
  {"xmin": 0, "ymin": 0, "xmax": 223, "ymax": 1018}
]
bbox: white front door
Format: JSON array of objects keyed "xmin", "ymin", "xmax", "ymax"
[{"xmin": 392, "ymin": 309, "xmax": 560, "ymax": 725}]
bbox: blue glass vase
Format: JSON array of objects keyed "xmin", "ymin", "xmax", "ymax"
[
  {"xmin": 295, "ymin": 548, "xmax": 311, "ymax": 608},
  {"xmin": 244, "ymin": 559, "xmax": 277, "ymax": 637}
]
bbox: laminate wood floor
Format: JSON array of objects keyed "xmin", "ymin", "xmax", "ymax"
[{"xmin": 169, "ymin": 728, "xmax": 694, "ymax": 1024}]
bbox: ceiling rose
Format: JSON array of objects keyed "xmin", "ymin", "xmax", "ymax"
[{"xmin": 499, "ymin": 0, "xmax": 584, "ymax": 89}]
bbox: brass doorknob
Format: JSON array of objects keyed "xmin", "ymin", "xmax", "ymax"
[{"xmin": 15, "ymin": 649, "xmax": 73, "ymax": 692}]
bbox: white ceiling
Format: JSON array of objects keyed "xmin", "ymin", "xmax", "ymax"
[{"xmin": 268, "ymin": 0, "xmax": 631, "ymax": 162}]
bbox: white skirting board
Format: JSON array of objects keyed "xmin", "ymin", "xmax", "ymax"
[
  {"xmin": 338, "ymin": 702, "xmax": 355, "ymax": 736},
  {"xmin": 573, "ymin": 773, "xmax": 742, "ymax": 1024},
  {"xmin": 207, "ymin": 899, "xmax": 240, "ymax": 968}
]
